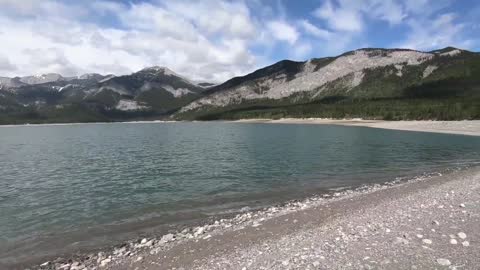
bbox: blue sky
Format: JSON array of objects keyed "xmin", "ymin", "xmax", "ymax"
[{"xmin": 0, "ymin": 0, "xmax": 479, "ymax": 82}]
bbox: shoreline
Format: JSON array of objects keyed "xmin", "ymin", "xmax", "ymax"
[
  {"xmin": 26, "ymin": 165, "xmax": 480, "ymax": 270},
  {"xmin": 2, "ymin": 119, "xmax": 479, "ymax": 137},
  {"xmin": 232, "ymin": 118, "xmax": 480, "ymax": 137}
]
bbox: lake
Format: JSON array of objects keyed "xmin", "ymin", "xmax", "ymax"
[{"xmin": 1, "ymin": 122, "xmax": 479, "ymax": 268}]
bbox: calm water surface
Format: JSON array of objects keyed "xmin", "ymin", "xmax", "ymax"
[{"xmin": 1, "ymin": 122, "xmax": 479, "ymax": 267}]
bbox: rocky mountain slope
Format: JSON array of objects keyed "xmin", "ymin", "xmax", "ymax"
[
  {"xmin": 1, "ymin": 46, "xmax": 479, "ymax": 124},
  {"xmin": 176, "ymin": 47, "xmax": 480, "ymax": 120},
  {"xmin": 0, "ymin": 67, "xmax": 209, "ymax": 124}
]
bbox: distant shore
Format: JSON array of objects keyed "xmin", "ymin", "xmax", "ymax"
[
  {"xmin": 233, "ymin": 119, "xmax": 480, "ymax": 136},
  {"xmin": 2, "ymin": 119, "xmax": 480, "ymax": 137}
]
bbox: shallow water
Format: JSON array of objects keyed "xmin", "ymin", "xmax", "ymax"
[{"xmin": 1, "ymin": 122, "xmax": 479, "ymax": 267}]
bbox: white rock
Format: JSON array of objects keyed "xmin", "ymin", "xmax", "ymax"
[
  {"xmin": 161, "ymin": 233, "xmax": 175, "ymax": 242},
  {"xmin": 394, "ymin": 237, "xmax": 409, "ymax": 245},
  {"xmin": 100, "ymin": 258, "xmax": 111, "ymax": 267},
  {"xmin": 462, "ymin": 241, "xmax": 470, "ymax": 247},
  {"xmin": 282, "ymin": 260, "xmax": 289, "ymax": 266},
  {"xmin": 436, "ymin": 258, "xmax": 451, "ymax": 266},
  {"xmin": 450, "ymin": 239, "xmax": 458, "ymax": 245},
  {"xmin": 459, "ymin": 203, "xmax": 466, "ymax": 208},
  {"xmin": 135, "ymin": 256, "xmax": 143, "ymax": 262},
  {"xmin": 195, "ymin": 227, "xmax": 205, "ymax": 236},
  {"xmin": 422, "ymin": 239, "xmax": 432, "ymax": 245},
  {"xmin": 145, "ymin": 239, "xmax": 155, "ymax": 246},
  {"xmin": 313, "ymin": 261, "xmax": 320, "ymax": 267},
  {"xmin": 59, "ymin": 264, "xmax": 71, "ymax": 270},
  {"xmin": 115, "ymin": 99, "xmax": 149, "ymax": 111},
  {"xmin": 458, "ymin": 232, "xmax": 467, "ymax": 239},
  {"xmin": 416, "ymin": 234, "xmax": 423, "ymax": 239},
  {"xmin": 422, "ymin": 65, "xmax": 438, "ymax": 78},
  {"xmin": 140, "ymin": 238, "xmax": 148, "ymax": 244}
]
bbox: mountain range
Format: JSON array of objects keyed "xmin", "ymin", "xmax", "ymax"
[{"xmin": 1, "ymin": 47, "xmax": 479, "ymax": 124}]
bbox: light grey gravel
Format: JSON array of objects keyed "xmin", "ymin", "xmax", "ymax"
[{"xmin": 31, "ymin": 166, "xmax": 480, "ymax": 270}]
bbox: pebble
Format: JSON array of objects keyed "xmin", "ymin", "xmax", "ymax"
[
  {"xmin": 436, "ymin": 258, "xmax": 451, "ymax": 266},
  {"xmin": 195, "ymin": 227, "xmax": 205, "ymax": 236},
  {"xmin": 416, "ymin": 234, "xmax": 423, "ymax": 239},
  {"xmin": 140, "ymin": 238, "xmax": 148, "ymax": 244},
  {"xmin": 422, "ymin": 239, "xmax": 432, "ymax": 245},
  {"xmin": 457, "ymin": 232, "xmax": 467, "ymax": 239},
  {"xmin": 145, "ymin": 239, "xmax": 155, "ymax": 246},
  {"xmin": 282, "ymin": 260, "xmax": 289, "ymax": 266},
  {"xmin": 59, "ymin": 264, "xmax": 70, "ymax": 270},
  {"xmin": 450, "ymin": 239, "xmax": 458, "ymax": 245},
  {"xmin": 100, "ymin": 258, "xmax": 111, "ymax": 267},
  {"xmin": 462, "ymin": 241, "xmax": 470, "ymax": 247},
  {"xmin": 71, "ymin": 264, "xmax": 85, "ymax": 270},
  {"xmin": 161, "ymin": 233, "xmax": 175, "ymax": 243},
  {"xmin": 459, "ymin": 203, "xmax": 466, "ymax": 208},
  {"xmin": 394, "ymin": 237, "xmax": 409, "ymax": 245},
  {"xmin": 135, "ymin": 256, "xmax": 143, "ymax": 262},
  {"xmin": 313, "ymin": 261, "xmax": 320, "ymax": 267}
]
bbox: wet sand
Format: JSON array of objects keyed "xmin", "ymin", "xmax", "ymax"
[{"xmin": 234, "ymin": 119, "xmax": 480, "ymax": 136}]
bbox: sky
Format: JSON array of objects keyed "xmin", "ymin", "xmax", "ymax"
[{"xmin": 0, "ymin": 0, "xmax": 479, "ymax": 82}]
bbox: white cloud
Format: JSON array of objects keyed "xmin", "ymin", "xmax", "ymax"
[
  {"xmin": 0, "ymin": 0, "xmax": 474, "ymax": 83},
  {"xmin": 266, "ymin": 20, "xmax": 299, "ymax": 45},
  {"xmin": 368, "ymin": 0, "xmax": 406, "ymax": 25},
  {"xmin": 399, "ymin": 13, "xmax": 471, "ymax": 50},
  {"xmin": 313, "ymin": 0, "xmax": 409, "ymax": 32},
  {"xmin": 313, "ymin": 0, "xmax": 364, "ymax": 32},
  {"xmin": 0, "ymin": 0, "xmax": 259, "ymax": 83},
  {"xmin": 0, "ymin": 54, "xmax": 16, "ymax": 72},
  {"xmin": 299, "ymin": 20, "xmax": 332, "ymax": 39},
  {"xmin": 163, "ymin": 0, "xmax": 256, "ymax": 39}
]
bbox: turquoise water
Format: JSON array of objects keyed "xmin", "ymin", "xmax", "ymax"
[{"xmin": 1, "ymin": 122, "xmax": 479, "ymax": 267}]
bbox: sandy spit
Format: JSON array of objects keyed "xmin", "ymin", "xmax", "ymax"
[{"xmin": 233, "ymin": 119, "xmax": 480, "ymax": 136}]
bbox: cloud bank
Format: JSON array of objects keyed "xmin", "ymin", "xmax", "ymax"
[{"xmin": 0, "ymin": 0, "xmax": 477, "ymax": 82}]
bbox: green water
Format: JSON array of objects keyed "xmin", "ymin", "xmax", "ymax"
[{"xmin": 0, "ymin": 122, "xmax": 479, "ymax": 267}]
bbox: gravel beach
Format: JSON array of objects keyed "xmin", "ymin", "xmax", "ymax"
[{"xmin": 34, "ymin": 166, "xmax": 480, "ymax": 270}]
